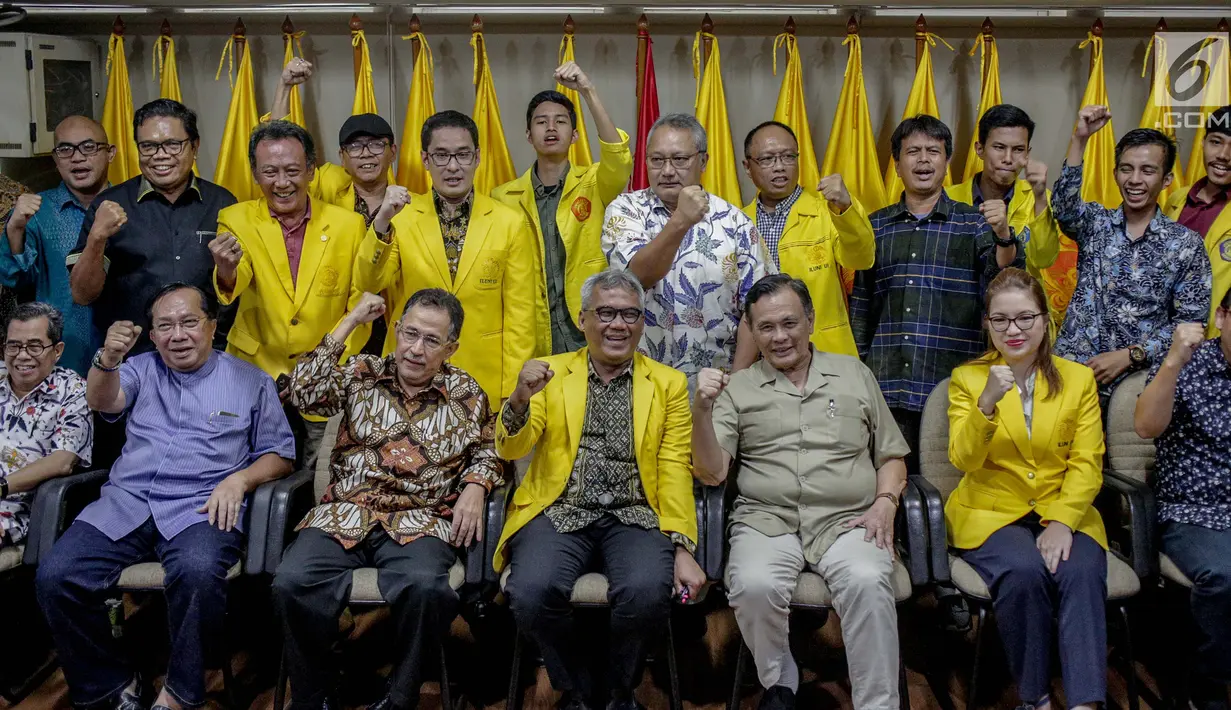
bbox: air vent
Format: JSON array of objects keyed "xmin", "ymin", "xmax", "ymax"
[
  {"xmin": 38, "ymin": 44, "xmax": 55, "ymax": 50},
  {"xmin": 0, "ymin": 40, "xmax": 17, "ymax": 48},
  {"xmin": 0, "ymin": 143, "xmax": 24, "ymax": 150}
]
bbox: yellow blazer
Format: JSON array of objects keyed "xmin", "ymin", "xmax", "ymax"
[
  {"xmin": 742, "ymin": 190, "xmax": 874, "ymax": 357},
  {"xmin": 491, "ymin": 350, "xmax": 697, "ymax": 572},
  {"xmin": 491, "ymin": 130, "xmax": 634, "ymax": 356},
  {"xmin": 353, "ymin": 191, "xmax": 536, "ymax": 403},
  {"xmin": 945, "ymin": 355, "xmax": 1107, "ymax": 551},
  {"xmin": 306, "ymin": 163, "xmax": 357, "ymax": 209},
  {"xmin": 1165, "ymin": 185, "xmax": 1231, "ymax": 337},
  {"xmin": 214, "ymin": 198, "xmax": 369, "ymax": 419},
  {"xmin": 947, "ymin": 177, "xmax": 1062, "ymax": 281}
]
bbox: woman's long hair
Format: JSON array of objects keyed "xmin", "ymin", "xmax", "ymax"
[{"xmin": 971, "ymin": 267, "xmax": 1063, "ymax": 400}]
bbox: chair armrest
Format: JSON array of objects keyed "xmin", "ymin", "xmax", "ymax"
[
  {"xmin": 909, "ymin": 475, "xmax": 950, "ymax": 584},
  {"xmin": 1098, "ymin": 469, "xmax": 1158, "ymax": 579},
  {"xmin": 899, "ymin": 479, "xmax": 930, "ymax": 587},
  {"xmin": 263, "ymin": 468, "xmax": 317, "ymax": 573},
  {"xmin": 24, "ymin": 468, "xmax": 109, "ymax": 566},
  {"xmin": 241, "ymin": 477, "xmax": 282, "ymax": 576},
  {"xmin": 701, "ymin": 482, "xmax": 727, "ymax": 583},
  {"xmin": 482, "ymin": 483, "xmax": 510, "ymax": 586}
]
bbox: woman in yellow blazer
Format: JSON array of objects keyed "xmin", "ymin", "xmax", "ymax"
[{"xmin": 946, "ymin": 267, "xmax": 1107, "ymax": 710}]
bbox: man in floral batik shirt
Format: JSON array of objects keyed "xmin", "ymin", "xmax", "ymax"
[
  {"xmin": 602, "ymin": 113, "xmax": 772, "ymax": 394},
  {"xmin": 0, "ymin": 302, "xmax": 92, "ymax": 546}
]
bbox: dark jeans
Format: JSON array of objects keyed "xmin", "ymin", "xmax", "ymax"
[
  {"xmin": 272, "ymin": 528, "xmax": 458, "ymax": 710},
  {"xmin": 504, "ymin": 514, "xmax": 674, "ymax": 704},
  {"xmin": 960, "ymin": 516, "xmax": 1108, "ymax": 706},
  {"xmin": 35, "ymin": 518, "xmax": 243, "ymax": 708},
  {"xmin": 889, "ymin": 407, "xmax": 921, "ymax": 478},
  {"xmin": 1161, "ymin": 521, "xmax": 1231, "ymax": 684}
]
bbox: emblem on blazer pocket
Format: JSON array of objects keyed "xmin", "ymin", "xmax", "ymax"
[
  {"xmin": 806, "ymin": 241, "xmax": 831, "ymax": 271},
  {"xmin": 571, "ymin": 196, "xmax": 592, "ymax": 222},
  {"xmin": 316, "ymin": 266, "xmax": 342, "ymax": 297},
  {"xmin": 1057, "ymin": 417, "xmax": 1077, "ymax": 447},
  {"xmin": 1220, "ymin": 238, "xmax": 1231, "ymax": 262},
  {"xmin": 479, "ymin": 256, "xmax": 504, "ymax": 286}
]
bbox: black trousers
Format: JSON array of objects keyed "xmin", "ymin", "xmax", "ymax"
[
  {"xmin": 504, "ymin": 514, "xmax": 674, "ymax": 703},
  {"xmin": 272, "ymin": 528, "xmax": 458, "ymax": 710}
]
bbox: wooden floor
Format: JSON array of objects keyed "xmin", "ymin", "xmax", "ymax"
[{"xmin": 0, "ymin": 576, "xmax": 1190, "ymax": 710}]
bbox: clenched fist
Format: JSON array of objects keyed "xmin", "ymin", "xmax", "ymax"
[
  {"xmin": 817, "ymin": 174, "xmax": 852, "ymax": 212},
  {"xmin": 373, "ymin": 185, "xmax": 412, "ymax": 236},
  {"xmin": 978, "ymin": 364, "xmax": 1015, "ymax": 416},
  {"xmin": 208, "ymin": 232, "xmax": 244, "ymax": 271},
  {"xmin": 675, "ymin": 185, "xmax": 710, "ymax": 227},
  {"xmin": 281, "ymin": 58, "xmax": 313, "ymax": 86},
  {"xmin": 1074, "ymin": 105, "xmax": 1112, "ymax": 139},
  {"xmin": 980, "ymin": 199, "xmax": 1011, "ymax": 240},
  {"xmin": 509, "ymin": 359, "xmax": 554, "ymax": 412},
  {"xmin": 1165, "ymin": 322, "xmax": 1206, "ymax": 369},
  {"xmin": 7, "ymin": 193, "xmax": 41, "ymax": 232},
  {"xmin": 88, "ymin": 200, "xmax": 127, "ymax": 243},
  {"xmin": 554, "ymin": 61, "xmax": 593, "ymax": 92},
  {"xmin": 347, "ymin": 293, "xmax": 387, "ymax": 325},
  {"xmin": 694, "ymin": 367, "xmax": 730, "ymax": 411},
  {"xmin": 100, "ymin": 321, "xmax": 143, "ymax": 369},
  {"xmin": 1025, "ymin": 160, "xmax": 1049, "ymax": 199}
]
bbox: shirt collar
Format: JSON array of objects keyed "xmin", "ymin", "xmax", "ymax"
[
  {"xmin": 970, "ymin": 173, "xmax": 1015, "ymax": 206},
  {"xmin": 644, "ymin": 188, "xmax": 682, "ymax": 218},
  {"xmin": 532, "ymin": 162, "xmax": 569, "ymax": 197},
  {"xmin": 1186, "ymin": 178, "xmax": 1231, "ymax": 208},
  {"xmin": 587, "ymin": 356, "xmax": 634, "ymax": 383},
  {"xmin": 887, "ymin": 190, "xmax": 954, "ymax": 222},
  {"xmin": 433, "ymin": 189, "xmax": 473, "ymax": 221},
  {"xmin": 756, "ymin": 184, "xmax": 803, "ymax": 218},
  {"xmin": 269, "ymin": 198, "xmax": 312, "ymax": 233},
  {"xmin": 52, "ymin": 182, "xmax": 97, "ymax": 211},
  {"xmin": 377, "ymin": 356, "xmax": 453, "ymax": 398},
  {"xmin": 1109, "ymin": 204, "xmax": 1168, "ymax": 237},
  {"xmin": 163, "ymin": 348, "xmax": 221, "ymax": 381},
  {"xmin": 754, "ymin": 346, "xmax": 829, "ymax": 394},
  {"xmin": 137, "ymin": 175, "xmax": 202, "ymax": 203},
  {"xmin": 0, "ymin": 364, "xmax": 61, "ymax": 402}
]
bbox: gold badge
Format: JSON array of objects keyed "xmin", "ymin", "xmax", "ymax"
[{"xmin": 571, "ymin": 196, "xmax": 592, "ymax": 222}]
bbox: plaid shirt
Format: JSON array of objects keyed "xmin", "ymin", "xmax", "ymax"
[
  {"xmin": 850, "ymin": 192, "xmax": 1020, "ymax": 412},
  {"xmin": 754, "ymin": 185, "xmax": 803, "ymax": 269}
]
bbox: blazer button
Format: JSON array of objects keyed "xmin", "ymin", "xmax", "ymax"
[
  {"xmin": 1027, "ymin": 472, "xmax": 1035, "ymax": 480},
  {"xmin": 291, "ymin": 318, "xmax": 299, "ymax": 326},
  {"xmin": 1028, "ymin": 499, "xmax": 1037, "ymax": 506}
]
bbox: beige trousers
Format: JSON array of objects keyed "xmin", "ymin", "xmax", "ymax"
[{"xmin": 725, "ymin": 525, "xmax": 900, "ymax": 710}]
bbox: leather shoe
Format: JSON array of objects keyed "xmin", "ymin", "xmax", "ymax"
[
  {"xmin": 758, "ymin": 685, "xmax": 796, "ymax": 710},
  {"xmin": 113, "ymin": 680, "xmax": 143, "ymax": 710}
]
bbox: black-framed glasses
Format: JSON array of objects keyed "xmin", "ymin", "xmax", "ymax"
[
  {"xmin": 153, "ymin": 317, "xmax": 204, "ymax": 335},
  {"xmin": 4, "ymin": 341, "xmax": 53, "ymax": 357},
  {"xmin": 342, "ymin": 139, "xmax": 390, "ymax": 158},
  {"xmin": 397, "ymin": 326, "xmax": 450, "ymax": 352},
  {"xmin": 136, "ymin": 139, "xmax": 191, "ymax": 157},
  {"xmin": 987, "ymin": 312, "xmax": 1045, "ymax": 332},
  {"xmin": 52, "ymin": 140, "xmax": 111, "ymax": 159},
  {"xmin": 749, "ymin": 152, "xmax": 799, "ymax": 168},
  {"xmin": 589, "ymin": 307, "xmax": 644, "ymax": 324},
  {"xmin": 647, "ymin": 153, "xmax": 702, "ymax": 170},
  {"xmin": 426, "ymin": 150, "xmax": 476, "ymax": 167}
]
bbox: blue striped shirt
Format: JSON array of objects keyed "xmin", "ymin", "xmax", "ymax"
[{"xmin": 850, "ymin": 192, "xmax": 1021, "ymax": 412}]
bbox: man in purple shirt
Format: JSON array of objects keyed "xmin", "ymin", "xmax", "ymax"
[{"xmin": 36, "ymin": 283, "xmax": 296, "ymax": 710}]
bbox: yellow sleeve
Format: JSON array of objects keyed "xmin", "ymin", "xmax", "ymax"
[
  {"xmin": 947, "ymin": 370, "xmax": 1000, "ymax": 473},
  {"xmin": 595, "ymin": 129, "xmax": 634, "ymax": 205},
  {"xmin": 340, "ymin": 219, "xmax": 373, "ymax": 359},
  {"xmin": 495, "ymin": 396, "xmax": 544, "ymax": 461},
  {"xmin": 353, "ymin": 221, "xmax": 400, "ymax": 295},
  {"xmin": 212, "ymin": 215, "xmax": 253, "ymax": 305},
  {"xmin": 1043, "ymin": 368, "xmax": 1106, "ymax": 531},
  {"xmin": 654, "ymin": 372, "xmax": 699, "ymax": 545},
  {"xmin": 500, "ymin": 217, "xmax": 538, "ymax": 400},
  {"xmin": 829, "ymin": 196, "xmax": 876, "ymax": 271},
  {"xmin": 1025, "ymin": 190, "xmax": 1062, "ymax": 272}
]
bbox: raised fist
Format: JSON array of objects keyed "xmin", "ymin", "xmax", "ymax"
[
  {"xmin": 89, "ymin": 200, "xmax": 127, "ymax": 242},
  {"xmin": 1074, "ymin": 105, "xmax": 1112, "ymax": 139},
  {"xmin": 817, "ymin": 174, "xmax": 852, "ymax": 212},
  {"xmin": 1025, "ymin": 160, "xmax": 1048, "ymax": 198},
  {"xmin": 675, "ymin": 185, "xmax": 710, "ymax": 226},
  {"xmin": 978, "ymin": 364, "xmax": 1016, "ymax": 415},
  {"xmin": 1166, "ymin": 322, "xmax": 1206, "ymax": 369},
  {"xmin": 281, "ymin": 58, "xmax": 313, "ymax": 86},
  {"xmin": 101, "ymin": 321, "xmax": 143, "ymax": 368},
  {"xmin": 7, "ymin": 193, "xmax": 41, "ymax": 231},
  {"xmin": 510, "ymin": 359, "xmax": 554, "ymax": 411},
  {"xmin": 694, "ymin": 367, "xmax": 730, "ymax": 410},
  {"xmin": 979, "ymin": 199, "xmax": 1011, "ymax": 239},
  {"xmin": 373, "ymin": 186, "xmax": 412, "ymax": 235},
  {"xmin": 348, "ymin": 293, "xmax": 387, "ymax": 325},
  {"xmin": 208, "ymin": 232, "xmax": 244, "ymax": 273},
  {"xmin": 553, "ymin": 61, "xmax": 592, "ymax": 92}
]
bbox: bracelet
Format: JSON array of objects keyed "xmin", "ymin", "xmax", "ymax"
[
  {"xmin": 993, "ymin": 228, "xmax": 1018, "ymax": 248},
  {"xmin": 875, "ymin": 491, "xmax": 899, "ymax": 508}
]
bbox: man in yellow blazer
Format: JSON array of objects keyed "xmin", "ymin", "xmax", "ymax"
[
  {"xmin": 1164, "ymin": 105, "xmax": 1231, "ymax": 337},
  {"xmin": 210, "ymin": 120, "xmax": 369, "ymax": 470},
  {"xmin": 741, "ymin": 121, "xmax": 874, "ymax": 357},
  {"xmin": 492, "ymin": 268, "xmax": 704, "ymax": 710},
  {"xmin": 356, "ymin": 110, "xmax": 535, "ymax": 404},
  {"xmin": 946, "ymin": 105, "xmax": 1061, "ymax": 283},
  {"xmin": 491, "ymin": 62, "xmax": 633, "ymax": 357}
]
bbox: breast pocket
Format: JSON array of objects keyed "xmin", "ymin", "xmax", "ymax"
[
  {"xmin": 780, "ymin": 235, "xmax": 833, "ymax": 277},
  {"xmin": 474, "ymin": 249, "xmax": 508, "ymax": 290}
]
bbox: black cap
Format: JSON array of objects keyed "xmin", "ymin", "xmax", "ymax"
[{"xmin": 339, "ymin": 113, "xmax": 395, "ymax": 145}]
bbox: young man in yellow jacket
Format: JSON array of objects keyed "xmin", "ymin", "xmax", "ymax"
[
  {"xmin": 210, "ymin": 120, "xmax": 369, "ymax": 470},
  {"xmin": 741, "ymin": 121, "xmax": 874, "ymax": 356},
  {"xmin": 946, "ymin": 104, "xmax": 1061, "ymax": 283},
  {"xmin": 491, "ymin": 62, "xmax": 633, "ymax": 357},
  {"xmin": 1164, "ymin": 105, "xmax": 1231, "ymax": 337},
  {"xmin": 357, "ymin": 110, "xmax": 536, "ymax": 405}
]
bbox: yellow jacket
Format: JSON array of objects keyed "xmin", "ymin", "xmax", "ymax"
[
  {"xmin": 945, "ymin": 355, "xmax": 1107, "ymax": 551},
  {"xmin": 742, "ymin": 190, "xmax": 874, "ymax": 356},
  {"xmin": 491, "ymin": 350, "xmax": 696, "ymax": 572},
  {"xmin": 947, "ymin": 177, "xmax": 1062, "ymax": 281},
  {"xmin": 214, "ymin": 198, "xmax": 369, "ymax": 418},
  {"xmin": 1164, "ymin": 185, "xmax": 1231, "ymax": 337},
  {"xmin": 353, "ymin": 191, "xmax": 536, "ymax": 403},
  {"xmin": 306, "ymin": 163, "xmax": 357, "ymax": 209},
  {"xmin": 491, "ymin": 131, "xmax": 634, "ymax": 356}
]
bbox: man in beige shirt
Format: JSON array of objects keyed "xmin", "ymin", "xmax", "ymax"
[{"xmin": 692, "ymin": 274, "xmax": 909, "ymax": 710}]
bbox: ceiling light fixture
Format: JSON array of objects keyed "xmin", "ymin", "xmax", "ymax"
[
  {"xmin": 872, "ymin": 7, "xmax": 1069, "ymax": 18},
  {"xmin": 411, "ymin": 5, "xmax": 608, "ymax": 15}
]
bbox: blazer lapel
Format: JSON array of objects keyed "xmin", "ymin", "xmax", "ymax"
[
  {"xmin": 256, "ymin": 210, "xmax": 296, "ymax": 301},
  {"xmin": 998, "ymin": 377, "xmax": 1036, "ymax": 467},
  {"xmin": 563, "ymin": 353, "xmax": 589, "ymax": 457},
  {"xmin": 632, "ymin": 357, "xmax": 653, "ymax": 462},
  {"xmin": 413, "ymin": 195, "xmax": 452, "ymax": 286},
  {"xmin": 293, "ymin": 212, "xmax": 329, "ymax": 310},
  {"xmin": 454, "ymin": 196, "xmax": 493, "ymax": 287},
  {"xmin": 1030, "ymin": 373, "xmax": 1064, "ymax": 458}
]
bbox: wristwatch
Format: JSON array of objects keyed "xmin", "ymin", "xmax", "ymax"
[
  {"xmin": 875, "ymin": 492, "xmax": 900, "ymax": 508},
  {"xmin": 993, "ymin": 227, "xmax": 1017, "ymax": 248},
  {"xmin": 91, "ymin": 348, "xmax": 121, "ymax": 372},
  {"xmin": 1128, "ymin": 344, "xmax": 1147, "ymax": 367}
]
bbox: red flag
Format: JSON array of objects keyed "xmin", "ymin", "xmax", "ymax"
[{"xmin": 631, "ymin": 30, "xmax": 660, "ymax": 191}]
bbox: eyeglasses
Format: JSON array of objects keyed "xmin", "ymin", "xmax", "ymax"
[
  {"xmin": 4, "ymin": 341, "xmax": 53, "ymax": 357},
  {"xmin": 52, "ymin": 140, "xmax": 111, "ymax": 159},
  {"xmin": 426, "ymin": 150, "xmax": 477, "ymax": 167},
  {"xmin": 647, "ymin": 153, "xmax": 702, "ymax": 170},
  {"xmin": 397, "ymin": 326, "xmax": 450, "ymax": 352},
  {"xmin": 589, "ymin": 307, "xmax": 644, "ymax": 324},
  {"xmin": 987, "ymin": 313, "xmax": 1045, "ymax": 332},
  {"xmin": 342, "ymin": 139, "xmax": 390, "ymax": 158},
  {"xmin": 153, "ymin": 317, "xmax": 203, "ymax": 335},
  {"xmin": 136, "ymin": 139, "xmax": 191, "ymax": 157},
  {"xmin": 749, "ymin": 152, "xmax": 799, "ymax": 168}
]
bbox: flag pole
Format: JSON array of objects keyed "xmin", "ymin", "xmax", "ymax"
[
  {"xmin": 636, "ymin": 14, "xmax": 649, "ymax": 109},
  {"xmin": 1089, "ymin": 18, "xmax": 1103, "ymax": 75},
  {"xmin": 915, "ymin": 14, "xmax": 927, "ymax": 71},
  {"xmin": 233, "ymin": 17, "xmax": 246, "ymax": 58},
  {"xmin": 160, "ymin": 17, "xmax": 172, "ymax": 55},
  {"xmin": 113, "ymin": 14, "xmax": 124, "ymax": 40},
  {"xmin": 409, "ymin": 13, "xmax": 422, "ymax": 68},
  {"xmin": 472, "ymin": 13, "xmax": 485, "ymax": 96},
  {"xmin": 980, "ymin": 17, "xmax": 995, "ymax": 82},
  {"xmin": 701, "ymin": 13, "xmax": 714, "ymax": 74},
  {"xmin": 350, "ymin": 13, "xmax": 364, "ymax": 86}
]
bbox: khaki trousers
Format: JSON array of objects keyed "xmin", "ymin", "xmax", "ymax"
[{"xmin": 726, "ymin": 525, "xmax": 900, "ymax": 709}]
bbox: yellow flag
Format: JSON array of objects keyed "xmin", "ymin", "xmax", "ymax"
[
  {"xmin": 1077, "ymin": 34, "xmax": 1120, "ymax": 209},
  {"xmin": 351, "ymin": 29, "xmax": 378, "ymax": 115},
  {"xmin": 693, "ymin": 32, "xmax": 741, "ymax": 206},
  {"xmin": 471, "ymin": 30, "xmax": 516, "ymax": 195},
  {"xmin": 883, "ymin": 33, "xmax": 954, "ymax": 205},
  {"xmin": 396, "ymin": 32, "xmax": 435, "ymax": 193},
  {"xmin": 1183, "ymin": 35, "xmax": 1231, "ymax": 186},
  {"xmin": 557, "ymin": 33, "xmax": 593, "ymax": 168},
  {"xmin": 772, "ymin": 33, "xmax": 820, "ymax": 193},
  {"xmin": 961, "ymin": 34, "xmax": 1002, "ymax": 183},
  {"xmin": 1140, "ymin": 34, "xmax": 1183, "ymax": 204},
  {"xmin": 214, "ymin": 35, "xmax": 260, "ymax": 202},
  {"xmin": 283, "ymin": 30, "xmax": 306, "ymax": 127},
  {"xmin": 102, "ymin": 33, "xmax": 139, "ymax": 185}
]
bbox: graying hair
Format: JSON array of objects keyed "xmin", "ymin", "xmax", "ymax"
[
  {"xmin": 401, "ymin": 288, "xmax": 465, "ymax": 342},
  {"xmin": 647, "ymin": 113, "xmax": 708, "ymax": 155},
  {"xmin": 580, "ymin": 268, "xmax": 645, "ymax": 311},
  {"xmin": 8, "ymin": 302, "xmax": 63, "ymax": 343}
]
